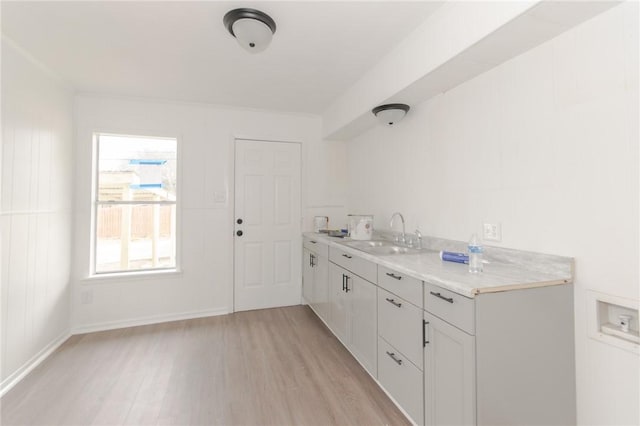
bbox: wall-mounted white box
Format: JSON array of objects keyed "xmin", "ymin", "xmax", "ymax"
[{"xmin": 587, "ymin": 290, "xmax": 639, "ymax": 355}]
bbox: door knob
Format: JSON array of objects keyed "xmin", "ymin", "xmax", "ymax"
[
  {"xmin": 236, "ymin": 218, "xmax": 243, "ymax": 224},
  {"xmin": 236, "ymin": 230, "xmax": 243, "ymax": 236}
]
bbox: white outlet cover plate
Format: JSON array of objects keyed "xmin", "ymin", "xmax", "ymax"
[{"xmin": 483, "ymin": 222, "xmax": 502, "ymax": 241}]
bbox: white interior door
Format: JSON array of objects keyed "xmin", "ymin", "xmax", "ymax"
[{"xmin": 234, "ymin": 139, "xmax": 301, "ymax": 312}]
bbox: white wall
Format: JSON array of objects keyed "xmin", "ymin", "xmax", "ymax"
[
  {"xmin": 72, "ymin": 95, "xmax": 347, "ymax": 331},
  {"xmin": 346, "ymin": 3, "xmax": 638, "ymax": 425},
  {"xmin": 1, "ymin": 39, "xmax": 74, "ymax": 391}
]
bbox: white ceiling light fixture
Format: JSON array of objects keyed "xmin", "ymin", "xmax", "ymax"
[
  {"xmin": 223, "ymin": 8, "xmax": 277, "ymax": 54},
  {"xmin": 372, "ymin": 103, "xmax": 410, "ymax": 126}
]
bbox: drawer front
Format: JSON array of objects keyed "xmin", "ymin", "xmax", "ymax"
[
  {"xmin": 378, "ymin": 288, "xmax": 423, "ymax": 369},
  {"xmin": 378, "ymin": 337, "xmax": 424, "ymax": 426},
  {"xmin": 303, "ymin": 237, "xmax": 328, "ymax": 258},
  {"xmin": 424, "ymin": 282, "xmax": 475, "ymax": 335},
  {"xmin": 378, "ymin": 266, "xmax": 422, "ymax": 307},
  {"xmin": 329, "ymin": 247, "xmax": 377, "ymax": 283}
]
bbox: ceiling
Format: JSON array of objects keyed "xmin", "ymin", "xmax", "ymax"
[{"xmin": 1, "ymin": 1, "xmax": 443, "ymax": 114}]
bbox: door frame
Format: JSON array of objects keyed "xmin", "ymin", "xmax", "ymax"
[{"xmin": 229, "ymin": 136, "xmax": 303, "ymax": 313}]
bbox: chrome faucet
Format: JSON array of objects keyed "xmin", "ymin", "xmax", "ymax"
[
  {"xmin": 414, "ymin": 228, "xmax": 422, "ymax": 249},
  {"xmin": 389, "ymin": 212, "xmax": 406, "ymax": 244}
]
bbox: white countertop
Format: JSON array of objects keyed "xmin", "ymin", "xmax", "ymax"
[{"xmin": 304, "ymin": 232, "xmax": 573, "ymax": 298}]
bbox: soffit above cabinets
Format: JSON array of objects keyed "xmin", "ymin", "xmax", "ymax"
[{"xmin": 322, "ymin": 1, "xmax": 622, "ymax": 141}]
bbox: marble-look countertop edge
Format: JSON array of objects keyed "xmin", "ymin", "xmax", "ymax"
[
  {"xmin": 303, "ymin": 232, "xmax": 573, "ymax": 299},
  {"xmin": 472, "ymin": 279, "xmax": 572, "ymax": 296}
]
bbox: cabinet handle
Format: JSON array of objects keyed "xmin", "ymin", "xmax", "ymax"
[
  {"xmin": 342, "ymin": 254, "xmax": 352, "ymax": 259},
  {"xmin": 342, "ymin": 274, "xmax": 346, "ymax": 292},
  {"xmin": 310, "ymin": 254, "xmax": 316, "ymax": 267},
  {"xmin": 345, "ymin": 275, "xmax": 351, "ymax": 293},
  {"xmin": 385, "ymin": 298, "xmax": 402, "ymax": 308},
  {"xmin": 310, "ymin": 240, "xmax": 317, "ymax": 244},
  {"xmin": 423, "ymin": 320, "xmax": 429, "ymax": 346},
  {"xmin": 386, "ymin": 351, "xmax": 403, "ymax": 366},
  {"xmin": 385, "ymin": 272, "xmax": 402, "ymax": 280},
  {"xmin": 430, "ymin": 291, "xmax": 454, "ymax": 304}
]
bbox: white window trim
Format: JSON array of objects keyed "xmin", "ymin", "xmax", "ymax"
[{"xmin": 89, "ymin": 132, "xmax": 181, "ymax": 277}]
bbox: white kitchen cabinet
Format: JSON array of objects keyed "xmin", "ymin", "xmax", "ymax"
[
  {"xmin": 423, "ymin": 311, "xmax": 476, "ymax": 426},
  {"xmin": 378, "ymin": 337, "xmax": 424, "ymax": 425},
  {"xmin": 328, "ymin": 260, "xmax": 377, "ymax": 377},
  {"xmin": 311, "ymin": 249, "xmax": 329, "ymax": 321},
  {"xmin": 378, "ymin": 265, "xmax": 422, "ymax": 305},
  {"xmin": 303, "ymin": 247, "xmax": 314, "ymax": 303},
  {"xmin": 303, "ymin": 237, "xmax": 329, "ymax": 324},
  {"xmin": 423, "ymin": 282, "xmax": 576, "ymax": 426},
  {"xmin": 329, "ymin": 245, "xmax": 377, "ymax": 283},
  {"xmin": 349, "ymin": 272, "xmax": 377, "ymax": 375},
  {"xmin": 329, "ymin": 262, "xmax": 349, "ymax": 342},
  {"xmin": 303, "ymin": 234, "xmax": 575, "ymax": 426},
  {"xmin": 377, "ymin": 267, "xmax": 424, "ymax": 425},
  {"xmin": 378, "ymin": 287, "xmax": 423, "ymax": 369}
]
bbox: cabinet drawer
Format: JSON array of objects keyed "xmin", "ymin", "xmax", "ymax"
[
  {"xmin": 378, "ymin": 337, "xmax": 424, "ymax": 425},
  {"xmin": 378, "ymin": 288, "xmax": 423, "ymax": 369},
  {"xmin": 303, "ymin": 237, "xmax": 328, "ymax": 258},
  {"xmin": 329, "ymin": 247, "xmax": 377, "ymax": 283},
  {"xmin": 378, "ymin": 266, "xmax": 422, "ymax": 307},
  {"xmin": 424, "ymin": 282, "xmax": 475, "ymax": 335}
]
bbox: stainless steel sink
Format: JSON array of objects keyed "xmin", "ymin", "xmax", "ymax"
[
  {"xmin": 365, "ymin": 245, "xmax": 423, "ymax": 255},
  {"xmin": 343, "ymin": 240, "xmax": 427, "ymax": 256},
  {"xmin": 344, "ymin": 240, "xmax": 395, "ymax": 249}
]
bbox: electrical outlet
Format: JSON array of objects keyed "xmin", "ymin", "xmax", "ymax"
[{"xmin": 483, "ymin": 223, "xmax": 502, "ymax": 242}]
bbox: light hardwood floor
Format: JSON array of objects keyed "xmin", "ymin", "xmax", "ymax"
[{"xmin": 1, "ymin": 306, "xmax": 410, "ymax": 426}]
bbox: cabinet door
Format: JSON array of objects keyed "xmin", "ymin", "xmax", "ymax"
[
  {"xmin": 312, "ymin": 253, "xmax": 330, "ymax": 323},
  {"xmin": 424, "ymin": 311, "xmax": 476, "ymax": 426},
  {"xmin": 329, "ymin": 262, "xmax": 349, "ymax": 344},
  {"xmin": 349, "ymin": 275, "xmax": 377, "ymax": 377},
  {"xmin": 303, "ymin": 248, "xmax": 314, "ymax": 304}
]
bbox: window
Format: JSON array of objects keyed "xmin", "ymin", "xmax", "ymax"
[{"xmin": 93, "ymin": 133, "xmax": 177, "ymax": 274}]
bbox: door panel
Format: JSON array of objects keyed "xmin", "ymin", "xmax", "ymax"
[
  {"xmin": 329, "ymin": 262, "xmax": 348, "ymax": 342},
  {"xmin": 274, "ymin": 175, "xmax": 291, "ymax": 225},
  {"xmin": 424, "ymin": 311, "xmax": 476, "ymax": 426},
  {"xmin": 312, "ymin": 253, "xmax": 329, "ymax": 321},
  {"xmin": 234, "ymin": 139, "xmax": 301, "ymax": 312},
  {"xmin": 273, "ymin": 240, "xmax": 291, "ymax": 284},
  {"xmin": 243, "ymin": 175, "xmax": 263, "ymax": 225},
  {"xmin": 242, "ymin": 242, "xmax": 263, "ymax": 287},
  {"xmin": 350, "ymin": 275, "xmax": 377, "ymax": 376},
  {"xmin": 303, "ymin": 249, "xmax": 313, "ymax": 303}
]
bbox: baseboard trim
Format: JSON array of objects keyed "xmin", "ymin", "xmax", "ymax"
[
  {"xmin": 0, "ymin": 331, "xmax": 71, "ymax": 398},
  {"xmin": 71, "ymin": 307, "xmax": 230, "ymax": 335}
]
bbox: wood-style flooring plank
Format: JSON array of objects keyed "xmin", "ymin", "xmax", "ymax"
[{"xmin": 1, "ymin": 306, "xmax": 410, "ymax": 426}]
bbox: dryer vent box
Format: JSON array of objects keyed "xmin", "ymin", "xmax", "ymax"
[{"xmin": 587, "ymin": 290, "xmax": 639, "ymax": 355}]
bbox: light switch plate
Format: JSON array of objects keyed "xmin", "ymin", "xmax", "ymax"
[{"xmin": 483, "ymin": 223, "xmax": 502, "ymax": 242}]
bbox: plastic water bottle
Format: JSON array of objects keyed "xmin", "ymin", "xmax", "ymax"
[{"xmin": 468, "ymin": 234, "xmax": 483, "ymax": 273}]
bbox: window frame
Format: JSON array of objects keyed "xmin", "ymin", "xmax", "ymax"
[{"xmin": 90, "ymin": 132, "xmax": 180, "ymax": 277}]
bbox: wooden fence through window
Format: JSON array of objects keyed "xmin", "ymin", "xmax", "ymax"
[{"xmin": 97, "ymin": 205, "xmax": 173, "ymax": 239}]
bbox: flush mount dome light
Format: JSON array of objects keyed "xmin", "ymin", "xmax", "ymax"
[
  {"xmin": 372, "ymin": 103, "xmax": 411, "ymax": 126},
  {"xmin": 223, "ymin": 8, "xmax": 276, "ymax": 53}
]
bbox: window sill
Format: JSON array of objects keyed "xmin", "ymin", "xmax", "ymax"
[{"xmin": 82, "ymin": 268, "xmax": 182, "ymax": 283}]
